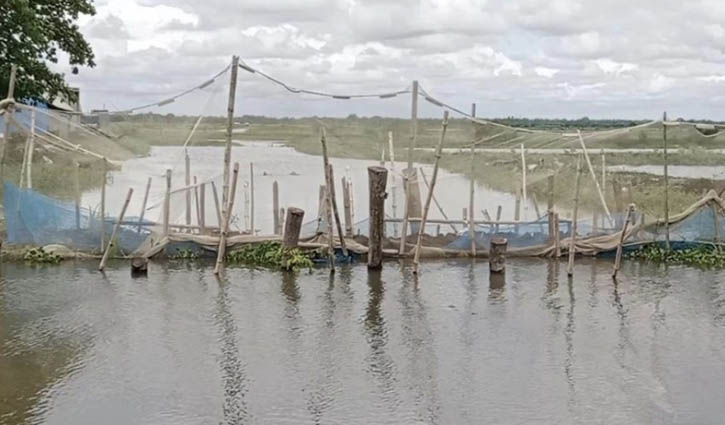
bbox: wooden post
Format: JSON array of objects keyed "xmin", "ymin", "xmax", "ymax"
[
  {"xmin": 214, "ymin": 162, "xmax": 239, "ymax": 275},
  {"xmin": 211, "ymin": 181, "xmax": 222, "ymax": 227},
  {"xmin": 547, "ymin": 174, "xmax": 555, "ymax": 212},
  {"xmin": 100, "ymin": 160, "xmax": 108, "ymax": 246},
  {"xmin": 567, "ymin": 154, "xmax": 584, "ymax": 276},
  {"xmin": 489, "ymin": 237, "xmax": 507, "ymax": 273},
  {"xmin": 399, "ymin": 80, "xmax": 419, "ymax": 255},
  {"xmin": 74, "ymin": 162, "xmax": 81, "ymax": 229},
  {"xmin": 273, "ymin": 181, "xmax": 280, "ymax": 234},
  {"xmin": 577, "ymin": 130, "xmax": 612, "ymax": 224},
  {"xmin": 98, "ymin": 188, "xmax": 134, "ymax": 271},
  {"xmin": 520, "ymin": 144, "xmax": 527, "ymax": 220},
  {"xmin": 138, "ymin": 177, "xmax": 151, "ymax": 233},
  {"xmin": 131, "ymin": 257, "xmax": 148, "ymax": 276},
  {"xmin": 601, "ymin": 151, "xmax": 606, "ymax": 189},
  {"xmin": 250, "ymin": 162, "xmax": 255, "ymax": 234},
  {"xmin": 199, "ymin": 180, "xmax": 207, "ymax": 233},
  {"xmin": 222, "ymin": 56, "xmax": 239, "ymax": 216},
  {"xmin": 469, "ymin": 113, "xmax": 477, "ymax": 256},
  {"xmin": 663, "ymin": 112, "xmax": 671, "ymax": 250},
  {"xmin": 163, "ymin": 169, "xmax": 171, "ymax": 237},
  {"xmin": 413, "ymin": 111, "xmax": 449, "ymax": 274},
  {"xmin": 320, "ymin": 128, "xmax": 348, "ymax": 256},
  {"xmin": 279, "ymin": 207, "xmax": 285, "ymax": 232},
  {"xmin": 548, "ymin": 210, "xmax": 555, "ymax": 242},
  {"xmin": 342, "ymin": 176, "xmax": 353, "ymax": 237},
  {"xmin": 26, "ymin": 110, "xmax": 35, "ymax": 189},
  {"xmin": 612, "ymin": 204, "xmax": 635, "ymax": 278},
  {"xmin": 282, "ymin": 207, "xmax": 305, "ymax": 249},
  {"xmin": 243, "ymin": 181, "xmax": 250, "ymax": 231},
  {"xmin": 368, "ymin": 166, "xmax": 388, "ymax": 269},
  {"xmin": 185, "ymin": 151, "xmax": 191, "ymax": 227}
]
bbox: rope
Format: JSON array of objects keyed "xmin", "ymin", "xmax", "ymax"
[
  {"xmin": 238, "ymin": 59, "xmax": 410, "ymax": 99},
  {"xmin": 107, "ymin": 64, "xmax": 230, "ymax": 115}
]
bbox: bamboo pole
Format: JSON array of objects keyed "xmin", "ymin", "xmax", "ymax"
[
  {"xmin": 663, "ymin": 112, "xmax": 671, "ymax": 250},
  {"xmin": 250, "ymin": 162, "xmax": 255, "ymax": 234},
  {"xmin": 419, "ymin": 167, "xmax": 458, "ymax": 233},
  {"xmin": 138, "ymin": 176, "xmax": 151, "ymax": 233},
  {"xmin": 74, "ymin": 162, "xmax": 81, "ymax": 229},
  {"xmin": 495, "ymin": 205, "xmax": 502, "ymax": 233},
  {"xmin": 163, "ymin": 169, "xmax": 171, "ymax": 236},
  {"xmin": 194, "ymin": 176, "xmax": 201, "ymax": 231},
  {"xmin": 98, "ymin": 188, "xmax": 134, "ymax": 271},
  {"xmin": 612, "ymin": 204, "xmax": 635, "ymax": 278},
  {"xmin": 26, "ymin": 110, "xmax": 35, "ymax": 189},
  {"xmin": 520, "ymin": 144, "xmax": 527, "ymax": 220},
  {"xmin": 273, "ymin": 180, "xmax": 280, "ymax": 234},
  {"xmin": 601, "ymin": 151, "xmax": 606, "ymax": 189},
  {"xmin": 323, "ymin": 182, "xmax": 335, "ymax": 270},
  {"xmin": 469, "ymin": 103, "xmax": 477, "ymax": 257},
  {"xmin": 567, "ymin": 154, "xmax": 584, "ymax": 276},
  {"xmin": 214, "ymin": 162, "xmax": 239, "ymax": 275},
  {"xmin": 399, "ymin": 80, "xmax": 419, "ymax": 255},
  {"xmin": 99, "ymin": 160, "xmax": 107, "ymax": 247},
  {"xmin": 185, "ymin": 151, "xmax": 191, "ymax": 227},
  {"xmin": 514, "ymin": 188, "xmax": 521, "ymax": 234},
  {"xmin": 554, "ymin": 212, "xmax": 561, "ymax": 257},
  {"xmin": 243, "ymin": 181, "xmax": 250, "ymax": 231},
  {"xmin": 199, "ymin": 181, "xmax": 206, "ymax": 234},
  {"xmin": 211, "ymin": 181, "xmax": 222, "ymax": 227},
  {"xmin": 19, "ymin": 110, "xmax": 34, "ymax": 187},
  {"xmin": 222, "ymin": 55, "xmax": 239, "ymax": 216},
  {"xmin": 577, "ymin": 130, "xmax": 612, "ymax": 224},
  {"xmin": 388, "ymin": 131, "xmax": 397, "ymax": 231},
  {"xmin": 413, "ymin": 111, "xmax": 449, "ymax": 274},
  {"xmin": 712, "ymin": 201, "xmax": 721, "ymax": 251},
  {"xmin": 342, "ymin": 176, "xmax": 353, "ymax": 237},
  {"xmin": 547, "ymin": 174, "xmax": 555, "ymax": 213},
  {"xmin": 320, "ymin": 128, "xmax": 348, "ymax": 256}
]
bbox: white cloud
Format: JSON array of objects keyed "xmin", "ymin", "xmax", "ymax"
[
  {"xmin": 699, "ymin": 75, "xmax": 725, "ymax": 83},
  {"xmin": 534, "ymin": 67, "xmax": 559, "ymax": 78},
  {"xmin": 647, "ymin": 73, "xmax": 675, "ymax": 93},
  {"xmin": 594, "ymin": 58, "xmax": 638, "ymax": 75}
]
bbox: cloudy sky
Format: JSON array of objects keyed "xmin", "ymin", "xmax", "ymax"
[{"xmin": 61, "ymin": 0, "xmax": 725, "ymax": 119}]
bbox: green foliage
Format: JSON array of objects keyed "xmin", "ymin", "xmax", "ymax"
[
  {"xmin": 628, "ymin": 244, "xmax": 725, "ymax": 267},
  {"xmin": 1, "ymin": 0, "xmax": 96, "ymax": 102},
  {"xmin": 226, "ymin": 242, "xmax": 314, "ymax": 270},
  {"xmin": 23, "ymin": 247, "xmax": 62, "ymax": 264}
]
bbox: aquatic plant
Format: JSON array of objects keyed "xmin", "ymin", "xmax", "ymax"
[
  {"xmin": 171, "ymin": 249, "xmax": 199, "ymax": 260},
  {"xmin": 628, "ymin": 244, "xmax": 725, "ymax": 267},
  {"xmin": 226, "ymin": 242, "xmax": 314, "ymax": 271},
  {"xmin": 23, "ymin": 247, "xmax": 62, "ymax": 264}
]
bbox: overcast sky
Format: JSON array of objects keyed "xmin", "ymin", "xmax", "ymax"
[{"xmin": 61, "ymin": 0, "xmax": 725, "ymax": 119}]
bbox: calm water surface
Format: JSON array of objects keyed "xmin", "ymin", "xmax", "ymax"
[{"xmin": 2, "ymin": 259, "xmax": 724, "ymax": 424}]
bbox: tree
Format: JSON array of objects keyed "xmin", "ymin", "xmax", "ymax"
[{"xmin": 0, "ymin": 0, "xmax": 96, "ymax": 103}]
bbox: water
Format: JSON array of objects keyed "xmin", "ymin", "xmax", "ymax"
[
  {"xmin": 80, "ymin": 143, "xmax": 539, "ymax": 234},
  {"xmin": 2, "ymin": 259, "xmax": 724, "ymax": 424}
]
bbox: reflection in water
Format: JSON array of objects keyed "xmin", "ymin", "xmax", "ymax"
[
  {"xmin": 214, "ymin": 277, "xmax": 249, "ymax": 424},
  {"xmin": 488, "ymin": 271, "xmax": 506, "ymax": 302},
  {"xmin": 398, "ymin": 267, "xmax": 441, "ymax": 425},
  {"xmin": 364, "ymin": 268, "xmax": 400, "ymax": 413},
  {"xmin": 564, "ymin": 275, "xmax": 577, "ymax": 414}
]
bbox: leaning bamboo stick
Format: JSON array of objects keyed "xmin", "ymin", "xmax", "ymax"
[
  {"xmin": 567, "ymin": 154, "xmax": 584, "ymax": 276},
  {"xmin": 137, "ymin": 176, "xmax": 152, "ymax": 233},
  {"xmin": 419, "ymin": 167, "xmax": 458, "ymax": 233},
  {"xmin": 214, "ymin": 162, "xmax": 240, "ymax": 275},
  {"xmin": 320, "ymin": 127, "xmax": 348, "ymax": 256},
  {"xmin": 98, "ymin": 188, "xmax": 134, "ymax": 271},
  {"xmin": 211, "ymin": 181, "xmax": 222, "ymax": 226},
  {"xmin": 413, "ymin": 111, "xmax": 449, "ymax": 273},
  {"xmin": 577, "ymin": 130, "xmax": 612, "ymax": 224},
  {"xmin": 612, "ymin": 204, "xmax": 635, "ymax": 278}
]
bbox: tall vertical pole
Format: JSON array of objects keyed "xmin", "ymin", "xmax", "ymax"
[
  {"xmin": 663, "ymin": 111, "xmax": 670, "ymax": 250},
  {"xmin": 567, "ymin": 155, "xmax": 584, "ymax": 276},
  {"xmin": 250, "ymin": 162, "xmax": 255, "ymax": 234},
  {"xmin": 399, "ymin": 80, "xmax": 419, "ymax": 254},
  {"xmin": 185, "ymin": 150, "xmax": 191, "ymax": 227},
  {"xmin": 100, "ymin": 160, "xmax": 107, "ymax": 247},
  {"xmin": 163, "ymin": 169, "xmax": 171, "ymax": 237},
  {"xmin": 222, "ymin": 55, "xmax": 239, "ymax": 218},
  {"xmin": 469, "ymin": 103, "xmax": 477, "ymax": 257},
  {"xmin": 214, "ymin": 162, "xmax": 240, "ymax": 275},
  {"xmin": 74, "ymin": 162, "xmax": 81, "ymax": 229},
  {"xmin": 413, "ymin": 111, "xmax": 449, "ymax": 274},
  {"xmin": 368, "ymin": 166, "xmax": 388, "ymax": 269},
  {"xmin": 272, "ymin": 180, "xmax": 280, "ymax": 234},
  {"xmin": 601, "ymin": 150, "xmax": 606, "ymax": 189},
  {"xmin": 388, "ymin": 131, "xmax": 397, "ymax": 235},
  {"xmin": 520, "ymin": 144, "xmax": 527, "ymax": 220},
  {"xmin": 26, "ymin": 110, "xmax": 35, "ymax": 189}
]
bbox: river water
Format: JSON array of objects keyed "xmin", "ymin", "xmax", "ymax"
[
  {"xmin": 80, "ymin": 143, "xmax": 539, "ymax": 234},
  {"xmin": 1, "ymin": 258, "xmax": 724, "ymax": 424}
]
